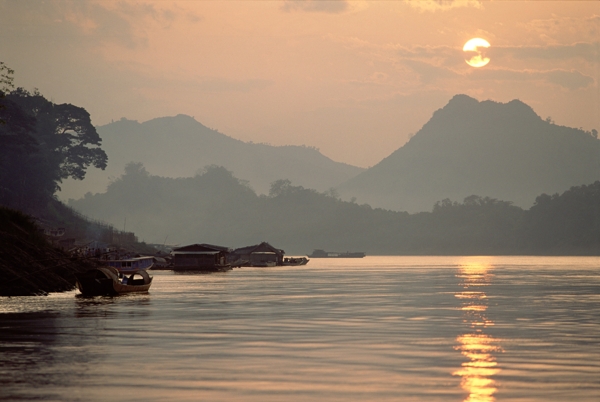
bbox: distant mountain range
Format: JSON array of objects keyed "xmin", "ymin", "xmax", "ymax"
[
  {"xmin": 62, "ymin": 95, "xmax": 600, "ymax": 216},
  {"xmin": 338, "ymin": 94, "xmax": 600, "ymax": 212},
  {"xmin": 65, "ymin": 93, "xmax": 600, "ymax": 254},
  {"xmin": 58, "ymin": 114, "xmax": 363, "ymax": 199}
]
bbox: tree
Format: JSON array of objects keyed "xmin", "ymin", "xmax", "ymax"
[
  {"xmin": 7, "ymin": 88, "xmax": 107, "ymax": 181},
  {"xmin": 269, "ymin": 179, "xmax": 293, "ymax": 197},
  {"xmin": 0, "ymin": 88, "xmax": 107, "ymax": 213},
  {"xmin": 0, "ymin": 61, "xmax": 15, "ymax": 125},
  {"xmin": 8, "ymin": 88, "xmax": 107, "ymax": 179}
]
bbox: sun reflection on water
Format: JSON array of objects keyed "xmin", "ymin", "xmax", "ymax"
[{"xmin": 454, "ymin": 258, "xmax": 502, "ymax": 402}]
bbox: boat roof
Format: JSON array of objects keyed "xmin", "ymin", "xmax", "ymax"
[
  {"xmin": 172, "ymin": 251, "xmax": 221, "ymax": 255},
  {"xmin": 107, "ymin": 256, "xmax": 154, "ymax": 262}
]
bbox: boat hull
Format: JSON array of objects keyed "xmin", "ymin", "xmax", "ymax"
[
  {"xmin": 76, "ymin": 267, "xmax": 152, "ymax": 296},
  {"xmin": 282, "ymin": 257, "xmax": 310, "ymax": 266}
]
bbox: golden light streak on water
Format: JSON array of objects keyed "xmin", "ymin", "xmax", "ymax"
[{"xmin": 454, "ymin": 258, "xmax": 502, "ymax": 402}]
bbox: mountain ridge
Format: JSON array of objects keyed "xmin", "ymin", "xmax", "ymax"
[
  {"xmin": 58, "ymin": 114, "xmax": 364, "ymax": 199},
  {"xmin": 338, "ymin": 94, "xmax": 600, "ymax": 212}
]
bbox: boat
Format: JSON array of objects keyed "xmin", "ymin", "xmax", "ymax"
[
  {"xmin": 308, "ymin": 249, "xmax": 366, "ymax": 258},
  {"xmin": 282, "ymin": 257, "xmax": 310, "ymax": 266},
  {"xmin": 75, "ymin": 267, "xmax": 152, "ymax": 296},
  {"xmin": 105, "ymin": 256, "xmax": 154, "ymax": 274}
]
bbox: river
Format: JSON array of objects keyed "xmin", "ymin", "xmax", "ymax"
[{"xmin": 1, "ymin": 256, "xmax": 599, "ymax": 401}]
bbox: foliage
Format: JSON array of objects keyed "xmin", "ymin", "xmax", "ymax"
[
  {"xmin": 0, "ymin": 61, "xmax": 15, "ymax": 125},
  {"xmin": 0, "ymin": 87, "xmax": 107, "ymax": 214},
  {"xmin": 519, "ymin": 181, "xmax": 600, "ymax": 253},
  {"xmin": 68, "ymin": 165, "xmax": 600, "ymax": 255},
  {"xmin": 0, "ymin": 61, "xmax": 14, "ymax": 96}
]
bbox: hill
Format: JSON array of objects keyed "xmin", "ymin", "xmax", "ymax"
[
  {"xmin": 58, "ymin": 115, "xmax": 363, "ymax": 200},
  {"xmin": 338, "ymin": 94, "xmax": 600, "ymax": 212},
  {"xmin": 68, "ymin": 165, "xmax": 600, "ymax": 255}
]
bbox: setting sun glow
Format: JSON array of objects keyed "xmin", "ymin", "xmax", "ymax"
[{"xmin": 463, "ymin": 38, "xmax": 491, "ymax": 68}]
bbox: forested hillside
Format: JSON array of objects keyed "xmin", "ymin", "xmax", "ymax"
[
  {"xmin": 339, "ymin": 94, "xmax": 600, "ymax": 212},
  {"xmin": 69, "ymin": 165, "xmax": 600, "ymax": 255}
]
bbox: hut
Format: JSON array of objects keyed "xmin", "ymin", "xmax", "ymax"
[
  {"xmin": 231, "ymin": 242, "xmax": 285, "ymax": 267},
  {"xmin": 171, "ymin": 243, "xmax": 231, "ymax": 271}
]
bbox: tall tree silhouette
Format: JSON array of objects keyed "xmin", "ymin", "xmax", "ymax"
[{"xmin": 0, "ymin": 88, "xmax": 107, "ymax": 213}]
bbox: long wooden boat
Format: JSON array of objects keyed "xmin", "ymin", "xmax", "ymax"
[
  {"xmin": 105, "ymin": 256, "xmax": 154, "ymax": 274},
  {"xmin": 76, "ymin": 267, "xmax": 152, "ymax": 296}
]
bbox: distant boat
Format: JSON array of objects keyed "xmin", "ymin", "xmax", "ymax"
[
  {"xmin": 282, "ymin": 257, "xmax": 310, "ymax": 266},
  {"xmin": 308, "ymin": 249, "xmax": 366, "ymax": 258},
  {"xmin": 105, "ymin": 256, "xmax": 154, "ymax": 274},
  {"xmin": 75, "ymin": 267, "xmax": 152, "ymax": 296}
]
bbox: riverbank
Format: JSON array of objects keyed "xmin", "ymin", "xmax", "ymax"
[{"xmin": 0, "ymin": 207, "xmax": 98, "ymax": 296}]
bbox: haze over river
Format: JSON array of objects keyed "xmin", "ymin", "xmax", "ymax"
[{"xmin": 1, "ymin": 256, "xmax": 599, "ymax": 401}]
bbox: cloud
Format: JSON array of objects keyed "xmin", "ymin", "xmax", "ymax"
[
  {"xmin": 190, "ymin": 78, "xmax": 273, "ymax": 93},
  {"xmin": 281, "ymin": 0, "xmax": 349, "ymax": 14},
  {"xmin": 390, "ymin": 47, "xmax": 594, "ymax": 90},
  {"xmin": 0, "ymin": 0, "xmax": 199, "ymax": 50},
  {"xmin": 396, "ymin": 44, "xmax": 464, "ymax": 68},
  {"xmin": 526, "ymin": 15, "xmax": 600, "ymax": 43},
  {"xmin": 391, "ymin": 42, "xmax": 596, "ymax": 90},
  {"xmin": 347, "ymin": 72, "xmax": 390, "ymax": 87},
  {"xmin": 491, "ymin": 42, "xmax": 599, "ymax": 63},
  {"xmin": 541, "ymin": 70, "xmax": 595, "ymax": 90},
  {"xmin": 129, "ymin": 72, "xmax": 273, "ymax": 93},
  {"xmin": 467, "ymin": 68, "xmax": 594, "ymax": 90},
  {"xmin": 403, "ymin": 0, "xmax": 482, "ymax": 12},
  {"xmin": 401, "ymin": 59, "xmax": 459, "ymax": 84},
  {"xmin": 326, "ymin": 33, "xmax": 596, "ymax": 92},
  {"xmin": 395, "ymin": 42, "xmax": 599, "ymax": 70}
]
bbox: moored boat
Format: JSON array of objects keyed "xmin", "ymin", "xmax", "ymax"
[
  {"xmin": 75, "ymin": 267, "xmax": 152, "ymax": 296},
  {"xmin": 105, "ymin": 256, "xmax": 154, "ymax": 274},
  {"xmin": 282, "ymin": 257, "xmax": 310, "ymax": 266},
  {"xmin": 308, "ymin": 249, "xmax": 366, "ymax": 258}
]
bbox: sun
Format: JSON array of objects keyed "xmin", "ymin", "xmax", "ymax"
[{"xmin": 463, "ymin": 38, "xmax": 490, "ymax": 68}]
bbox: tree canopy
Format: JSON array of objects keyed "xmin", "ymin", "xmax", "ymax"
[
  {"xmin": 0, "ymin": 86, "xmax": 107, "ymax": 214},
  {"xmin": 0, "ymin": 61, "xmax": 15, "ymax": 125},
  {"xmin": 69, "ymin": 163, "xmax": 600, "ymax": 255}
]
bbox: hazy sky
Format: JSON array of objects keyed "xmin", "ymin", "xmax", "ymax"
[{"xmin": 1, "ymin": 0, "xmax": 598, "ymax": 167}]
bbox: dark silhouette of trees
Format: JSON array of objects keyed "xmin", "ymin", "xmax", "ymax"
[
  {"xmin": 519, "ymin": 181, "xmax": 600, "ymax": 254},
  {"xmin": 0, "ymin": 87, "xmax": 107, "ymax": 214},
  {"xmin": 0, "ymin": 61, "xmax": 15, "ymax": 125},
  {"xmin": 70, "ymin": 165, "xmax": 600, "ymax": 255}
]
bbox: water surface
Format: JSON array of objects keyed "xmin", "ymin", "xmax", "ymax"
[{"xmin": 1, "ymin": 256, "xmax": 599, "ymax": 401}]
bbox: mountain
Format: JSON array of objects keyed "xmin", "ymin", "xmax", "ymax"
[
  {"xmin": 58, "ymin": 114, "xmax": 363, "ymax": 199},
  {"xmin": 338, "ymin": 94, "xmax": 600, "ymax": 212}
]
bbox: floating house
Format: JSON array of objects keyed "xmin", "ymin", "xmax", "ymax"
[
  {"xmin": 171, "ymin": 243, "xmax": 232, "ymax": 271},
  {"xmin": 231, "ymin": 242, "xmax": 285, "ymax": 267}
]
